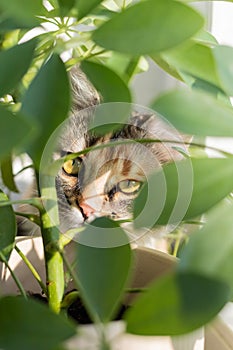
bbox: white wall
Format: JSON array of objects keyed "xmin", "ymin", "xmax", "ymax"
[{"xmin": 211, "ymin": 2, "xmax": 233, "ymax": 46}]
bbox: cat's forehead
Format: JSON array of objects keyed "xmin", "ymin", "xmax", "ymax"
[
  {"xmin": 56, "ymin": 111, "xmax": 187, "ymax": 164},
  {"xmin": 79, "ymin": 141, "xmax": 160, "ymax": 188}
]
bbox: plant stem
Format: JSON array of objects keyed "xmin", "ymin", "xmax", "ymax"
[
  {"xmin": 40, "ymin": 209, "xmax": 64, "ymax": 314},
  {"xmin": 0, "ymin": 252, "xmax": 27, "ymax": 300},
  {"xmin": 14, "ymin": 212, "xmax": 41, "ymax": 226},
  {"xmin": 59, "ymin": 248, "xmax": 81, "ymax": 290},
  {"xmin": 14, "ymin": 245, "xmax": 47, "ymax": 295}
]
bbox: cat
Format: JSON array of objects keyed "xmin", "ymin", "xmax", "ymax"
[
  {"xmin": 18, "ymin": 66, "xmax": 188, "ymax": 245},
  {"xmin": 51, "ymin": 67, "xmax": 187, "ymax": 242}
]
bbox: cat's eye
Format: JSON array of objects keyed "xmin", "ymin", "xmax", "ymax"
[
  {"xmin": 118, "ymin": 180, "xmax": 141, "ymax": 194},
  {"xmin": 63, "ymin": 157, "xmax": 82, "ymax": 175}
]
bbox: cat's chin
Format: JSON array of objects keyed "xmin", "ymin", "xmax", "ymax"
[{"xmin": 59, "ymin": 205, "xmax": 84, "ymax": 234}]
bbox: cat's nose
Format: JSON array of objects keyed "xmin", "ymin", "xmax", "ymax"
[{"xmin": 79, "ymin": 201, "xmax": 95, "ymax": 218}]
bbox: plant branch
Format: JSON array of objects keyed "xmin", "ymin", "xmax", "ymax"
[
  {"xmin": 14, "ymin": 212, "xmax": 41, "ymax": 226},
  {"xmin": 14, "ymin": 245, "xmax": 47, "ymax": 295},
  {"xmin": 0, "ymin": 252, "xmax": 28, "ymax": 300},
  {"xmin": 40, "ymin": 209, "xmax": 64, "ymax": 314}
]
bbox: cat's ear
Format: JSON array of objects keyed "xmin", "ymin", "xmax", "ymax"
[
  {"xmin": 131, "ymin": 113, "xmax": 192, "ymax": 162},
  {"xmin": 69, "ymin": 66, "xmax": 100, "ymax": 112}
]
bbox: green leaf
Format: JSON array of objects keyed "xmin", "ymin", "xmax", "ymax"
[
  {"xmin": 125, "ymin": 271, "xmax": 229, "ymax": 335},
  {"xmin": 0, "ymin": 0, "xmax": 45, "ymax": 26},
  {"xmin": 0, "ymin": 155, "xmax": 19, "ymax": 192},
  {"xmin": 151, "ymin": 55, "xmax": 184, "ymax": 82},
  {"xmin": 191, "ymin": 77, "xmax": 227, "ymax": 97},
  {"xmin": 213, "ymin": 45, "xmax": 233, "ymax": 97},
  {"xmin": 105, "ymin": 52, "xmax": 139, "ymax": 83},
  {"xmin": 0, "ymin": 39, "xmax": 36, "ymax": 97},
  {"xmin": 179, "ymin": 200, "xmax": 233, "ymax": 296},
  {"xmin": 0, "ymin": 18, "xmax": 34, "ymax": 31},
  {"xmin": 0, "ymin": 105, "xmax": 34, "ymax": 161},
  {"xmin": 75, "ymin": 217, "xmax": 132, "ymax": 323},
  {"xmin": 81, "ymin": 60, "xmax": 131, "ymax": 103},
  {"xmin": 0, "ymin": 296, "xmax": 76, "ymax": 350},
  {"xmin": 58, "ymin": 0, "xmax": 75, "ymax": 16},
  {"xmin": 0, "ymin": 190, "xmax": 16, "ymax": 261},
  {"xmin": 154, "ymin": 42, "xmax": 220, "ymax": 88},
  {"xmin": 75, "ymin": 0, "xmax": 103, "ymax": 20},
  {"xmin": 151, "ymin": 89, "xmax": 233, "ymax": 137},
  {"xmin": 193, "ymin": 30, "xmax": 218, "ymax": 46},
  {"xmin": 134, "ymin": 158, "xmax": 233, "ymax": 227},
  {"xmin": 21, "ymin": 54, "xmax": 70, "ymax": 168},
  {"xmin": 92, "ymin": 0, "xmax": 204, "ymax": 55}
]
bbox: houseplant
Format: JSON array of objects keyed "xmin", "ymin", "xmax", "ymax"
[{"xmin": 1, "ymin": 0, "xmax": 233, "ymax": 349}]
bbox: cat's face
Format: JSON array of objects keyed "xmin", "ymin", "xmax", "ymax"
[{"xmin": 54, "ymin": 111, "xmax": 185, "ymax": 234}]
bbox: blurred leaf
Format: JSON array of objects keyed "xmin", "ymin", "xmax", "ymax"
[
  {"xmin": 125, "ymin": 271, "xmax": 229, "ymax": 335},
  {"xmin": 0, "ymin": 296, "xmax": 76, "ymax": 350},
  {"xmin": 58, "ymin": 0, "xmax": 75, "ymax": 16},
  {"xmin": 193, "ymin": 30, "xmax": 218, "ymax": 46},
  {"xmin": 155, "ymin": 42, "xmax": 220, "ymax": 89},
  {"xmin": 191, "ymin": 77, "xmax": 227, "ymax": 98},
  {"xmin": 0, "ymin": 39, "xmax": 36, "ymax": 97},
  {"xmin": 0, "ymin": 0, "xmax": 45, "ymax": 26},
  {"xmin": 151, "ymin": 89, "xmax": 233, "ymax": 136},
  {"xmin": 105, "ymin": 52, "xmax": 137, "ymax": 82},
  {"xmin": 81, "ymin": 60, "xmax": 131, "ymax": 103},
  {"xmin": 134, "ymin": 158, "xmax": 233, "ymax": 227},
  {"xmin": 152, "ymin": 55, "xmax": 184, "ymax": 82},
  {"xmin": 0, "ymin": 105, "xmax": 34, "ymax": 161},
  {"xmin": 75, "ymin": 217, "xmax": 132, "ymax": 323},
  {"xmin": 0, "ymin": 155, "xmax": 19, "ymax": 192},
  {"xmin": 89, "ymin": 102, "xmax": 132, "ymax": 136},
  {"xmin": 75, "ymin": 0, "xmax": 103, "ymax": 20},
  {"xmin": 213, "ymin": 45, "xmax": 233, "ymax": 97},
  {"xmin": 21, "ymin": 54, "xmax": 70, "ymax": 168},
  {"xmin": 0, "ymin": 18, "xmax": 33, "ymax": 31},
  {"xmin": 0, "ymin": 190, "xmax": 16, "ymax": 261},
  {"xmin": 92, "ymin": 0, "xmax": 204, "ymax": 55},
  {"xmin": 179, "ymin": 200, "xmax": 233, "ymax": 296}
]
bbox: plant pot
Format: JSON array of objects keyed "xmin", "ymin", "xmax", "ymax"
[{"xmin": 0, "ymin": 236, "xmax": 204, "ymax": 350}]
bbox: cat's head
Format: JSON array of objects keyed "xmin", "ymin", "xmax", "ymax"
[{"xmin": 54, "ymin": 107, "xmax": 188, "ymax": 234}]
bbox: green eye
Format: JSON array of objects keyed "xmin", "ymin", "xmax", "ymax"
[
  {"xmin": 63, "ymin": 157, "xmax": 82, "ymax": 175},
  {"xmin": 118, "ymin": 180, "xmax": 141, "ymax": 194}
]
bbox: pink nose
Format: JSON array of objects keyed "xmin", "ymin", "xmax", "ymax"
[{"xmin": 79, "ymin": 201, "xmax": 95, "ymax": 218}]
